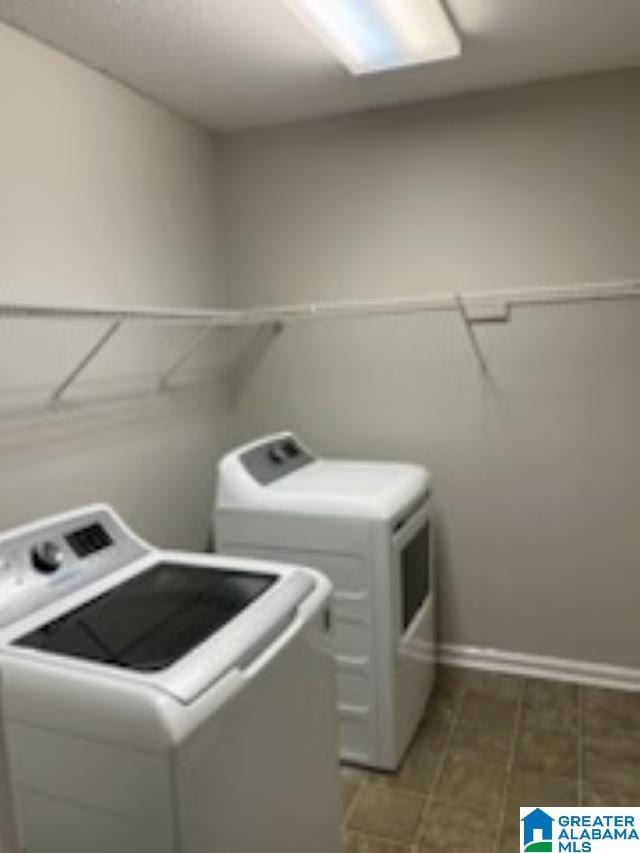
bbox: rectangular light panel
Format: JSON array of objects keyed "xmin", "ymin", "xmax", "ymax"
[{"xmin": 289, "ymin": 0, "xmax": 461, "ymax": 75}]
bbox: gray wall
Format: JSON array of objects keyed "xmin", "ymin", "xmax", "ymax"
[
  {"xmin": 220, "ymin": 70, "xmax": 640, "ymax": 667},
  {"xmin": 1, "ymin": 23, "xmax": 639, "ymax": 671},
  {"xmin": 0, "ymin": 23, "xmax": 229, "ymax": 549}
]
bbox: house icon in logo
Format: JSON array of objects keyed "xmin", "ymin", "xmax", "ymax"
[{"xmin": 522, "ymin": 808, "xmax": 554, "ymax": 852}]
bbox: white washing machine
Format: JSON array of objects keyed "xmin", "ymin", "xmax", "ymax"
[
  {"xmin": 0, "ymin": 505, "xmax": 340, "ymax": 853},
  {"xmin": 214, "ymin": 433, "xmax": 436, "ymax": 771}
]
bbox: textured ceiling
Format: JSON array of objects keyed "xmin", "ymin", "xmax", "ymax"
[{"xmin": 0, "ymin": 0, "xmax": 639, "ymax": 130}]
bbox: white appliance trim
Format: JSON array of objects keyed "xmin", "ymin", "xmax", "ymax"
[{"xmin": 439, "ymin": 643, "xmax": 640, "ymax": 692}]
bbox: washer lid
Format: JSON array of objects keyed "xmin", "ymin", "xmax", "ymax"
[
  {"xmin": 13, "ymin": 561, "xmax": 277, "ymax": 673},
  {"xmin": 9, "ymin": 560, "xmax": 316, "ymax": 704}
]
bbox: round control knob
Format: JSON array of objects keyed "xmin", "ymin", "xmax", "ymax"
[
  {"xmin": 31, "ymin": 541, "xmax": 64, "ymax": 574},
  {"xmin": 268, "ymin": 447, "xmax": 285, "ymax": 464}
]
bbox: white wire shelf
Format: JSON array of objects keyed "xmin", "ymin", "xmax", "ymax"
[
  {"xmin": 1, "ymin": 276, "xmax": 639, "ymax": 402},
  {"xmin": 238, "ymin": 277, "xmax": 640, "ymax": 325},
  {"xmin": 0, "ymin": 301, "xmax": 249, "ymax": 327}
]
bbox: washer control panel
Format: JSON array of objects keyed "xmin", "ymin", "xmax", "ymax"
[
  {"xmin": 0, "ymin": 507, "xmax": 146, "ymax": 629},
  {"xmin": 240, "ymin": 434, "xmax": 314, "ymax": 485}
]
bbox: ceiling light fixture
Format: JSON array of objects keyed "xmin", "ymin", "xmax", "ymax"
[{"xmin": 288, "ymin": 0, "xmax": 461, "ymax": 76}]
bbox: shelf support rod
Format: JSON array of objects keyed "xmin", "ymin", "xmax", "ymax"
[
  {"xmin": 456, "ymin": 294, "xmax": 489, "ymax": 376},
  {"xmin": 159, "ymin": 327, "xmax": 216, "ymax": 389},
  {"xmin": 50, "ymin": 319, "xmax": 123, "ymax": 403}
]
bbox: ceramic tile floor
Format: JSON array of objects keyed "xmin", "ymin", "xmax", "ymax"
[{"xmin": 341, "ymin": 666, "xmax": 640, "ymax": 852}]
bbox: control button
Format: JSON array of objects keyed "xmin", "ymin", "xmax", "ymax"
[
  {"xmin": 268, "ymin": 446, "xmax": 286, "ymax": 465},
  {"xmin": 31, "ymin": 541, "xmax": 64, "ymax": 574},
  {"xmin": 282, "ymin": 439, "xmax": 299, "ymax": 458}
]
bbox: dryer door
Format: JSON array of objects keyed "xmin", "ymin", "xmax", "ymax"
[
  {"xmin": 393, "ymin": 503, "xmax": 433, "ymax": 636},
  {"xmin": 388, "ymin": 500, "xmax": 436, "ymax": 766},
  {"xmin": 399, "ymin": 518, "xmax": 431, "ymax": 633}
]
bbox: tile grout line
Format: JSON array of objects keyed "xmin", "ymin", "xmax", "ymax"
[
  {"xmin": 341, "ymin": 775, "xmax": 365, "ymax": 831},
  {"xmin": 577, "ymin": 685, "xmax": 584, "ymax": 806},
  {"xmin": 341, "ymin": 764, "xmax": 428, "ymax": 847},
  {"xmin": 413, "ymin": 677, "xmax": 469, "ymax": 849},
  {"xmin": 492, "ymin": 678, "xmax": 526, "ymax": 852},
  {"xmin": 346, "ymin": 827, "xmax": 415, "ymax": 851}
]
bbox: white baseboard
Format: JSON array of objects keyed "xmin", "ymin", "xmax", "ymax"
[{"xmin": 439, "ymin": 643, "xmax": 640, "ymax": 692}]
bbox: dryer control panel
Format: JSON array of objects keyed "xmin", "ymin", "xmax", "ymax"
[
  {"xmin": 240, "ymin": 434, "xmax": 314, "ymax": 485},
  {"xmin": 0, "ymin": 506, "xmax": 146, "ymax": 629}
]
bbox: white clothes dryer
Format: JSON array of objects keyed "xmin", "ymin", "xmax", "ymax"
[
  {"xmin": 0, "ymin": 505, "xmax": 340, "ymax": 853},
  {"xmin": 214, "ymin": 433, "xmax": 436, "ymax": 771}
]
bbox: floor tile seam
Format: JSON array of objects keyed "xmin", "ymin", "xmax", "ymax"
[
  {"xmin": 342, "ymin": 778, "xmax": 365, "ymax": 829},
  {"xmin": 345, "ymin": 775, "xmax": 428, "ymax": 844},
  {"xmin": 577, "ymin": 685, "xmax": 584, "ymax": 805},
  {"xmin": 492, "ymin": 679, "xmax": 525, "ymax": 851},
  {"xmin": 416, "ymin": 680, "xmax": 468, "ymax": 839},
  {"xmin": 377, "ymin": 778, "xmax": 439, "ymax": 798},
  {"xmin": 381, "ymin": 785, "xmax": 430, "ymax": 847},
  {"xmin": 349, "ymin": 787, "xmax": 428, "ymax": 846},
  {"xmin": 345, "ymin": 827, "xmax": 418, "ymax": 850}
]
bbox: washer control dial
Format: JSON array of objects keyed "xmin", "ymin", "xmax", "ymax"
[
  {"xmin": 31, "ymin": 541, "xmax": 64, "ymax": 574},
  {"xmin": 268, "ymin": 446, "xmax": 286, "ymax": 465}
]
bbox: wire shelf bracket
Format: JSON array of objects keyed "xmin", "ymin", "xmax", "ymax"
[
  {"xmin": 455, "ymin": 294, "xmax": 489, "ymax": 376},
  {"xmin": 0, "ymin": 275, "xmax": 638, "ymax": 405},
  {"xmin": 50, "ymin": 319, "xmax": 123, "ymax": 404}
]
